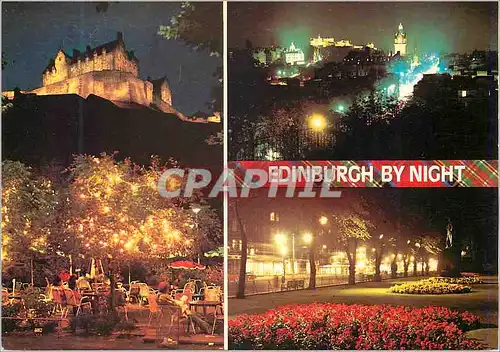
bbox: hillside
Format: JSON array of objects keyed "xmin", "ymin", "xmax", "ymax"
[{"xmin": 2, "ymin": 94, "xmax": 222, "ymax": 170}]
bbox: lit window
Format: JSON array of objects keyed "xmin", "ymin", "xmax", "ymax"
[
  {"xmin": 270, "ymin": 212, "xmax": 275, "ymax": 221},
  {"xmin": 461, "ymin": 90, "xmax": 467, "ymax": 97}
]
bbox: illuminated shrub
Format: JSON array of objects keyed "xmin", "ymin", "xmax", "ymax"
[{"xmin": 390, "ymin": 279, "xmax": 472, "ymax": 294}]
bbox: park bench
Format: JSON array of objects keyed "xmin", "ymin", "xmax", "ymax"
[{"xmin": 281, "ymin": 279, "xmax": 305, "ymax": 291}]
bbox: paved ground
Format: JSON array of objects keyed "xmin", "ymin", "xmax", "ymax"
[
  {"xmin": 1, "ymin": 334, "xmax": 223, "ymax": 350},
  {"xmin": 229, "ymin": 276, "xmax": 498, "ymax": 326},
  {"xmin": 2, "ymin": 302, "xmax": 223, "ymax": 350}
]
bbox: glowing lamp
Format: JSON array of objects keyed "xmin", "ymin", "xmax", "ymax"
[
  {"xmin": 319, "ymin": 216, "xmax": 328, "ymax": 225},
  {"xmin": 308, "ymin": 113, "xmax": 327, "ymax": 132},
  {"xmin": 303, "ymin": 233, "xmax": 313, "ymax": 244},
  {"xmin": 274, "ymin": 233, "xmax": 286, "ymax": 245}
]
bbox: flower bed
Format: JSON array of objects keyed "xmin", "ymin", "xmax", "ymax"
[
  {"xmin": 390, "ymin": 279, "xmax": 472, "ymax": 295},
  {"xmin": 428, "ymin": 276, "xmax": 483, "ymax": 285},
  {"xmin": 229, "ymin": 304, "xmax": 482, "ymax": 350}
]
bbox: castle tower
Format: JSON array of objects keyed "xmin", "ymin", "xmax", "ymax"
[{"xmin": 394, "ymin": 23, "xmax": 407, "ymax": 56}]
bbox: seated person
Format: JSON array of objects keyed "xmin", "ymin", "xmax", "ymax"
[
  {"xmin": 76, "ymin": 275, "xmax": 91, "ymax": 291},
  {"xmin": 68, "ymin": 274, "xmax": 78, "ymax": 290},
  {"xmin": 157, "ymin": 274, "xmax": 170, "ymax": 294},
  {"xmin": 158, "ymin": 294, "xmax": 210, "ymax": 334}
]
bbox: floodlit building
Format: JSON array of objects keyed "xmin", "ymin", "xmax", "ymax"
[
  {"xmin": 394, "ymin": 23, "xmax": 408, "ymax": 56},
  {"xmin": 284, "ymin": 42, "xmax": 305, "ymax": 66}
]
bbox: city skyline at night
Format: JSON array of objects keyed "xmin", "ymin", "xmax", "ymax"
[{"xmin": 229, "ymin": 2, "xmax": 498, "ymax": 54}]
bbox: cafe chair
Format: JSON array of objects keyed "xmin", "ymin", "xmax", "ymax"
[
  {"xmin": 64, "ymin": 289, "xmax": 92, "ymax": 317},
  {"xmin": 212, "ymin": 304, "xmax": 224, "ymax": 335},
  {"xmin": 204, "ymin": 286, "xmax": 221, "ymax": 302},
  {"xmin": 147, "ymin": 293, "xmax": 164, "ymax": 326},
  {"xmin": 51, "ymin": 288, "xmax": 68, "ymax": 318}
]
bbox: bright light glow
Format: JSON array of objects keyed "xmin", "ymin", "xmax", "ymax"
[
  {"xmin": 319, "ymin": 216, "xmax": 328, "ymax": 225},
  {"xmin": 322, "ymin": 244, "xmax": 327, "ymax": 249},
  {"xmin": 303, "ymin": 233, "xmax": 313, "ymax": 244},
  {"xmin": 335, "ymin": 104, "xmax": 345, "ymax": 113},
  {"xmin": 308, "ymin": 114, "xmax": 327, "ymax": 132},
  {"xmin": 379, "ymin": 234, "xmax": 384, "ymax": 239},
  {"xmin": 280, "ymin": 247, "xmax": 288, "ymax": 256},
  {"xmin": 192, "ymin": 206, "xmax": 201, "ymax": 214},
  {"xmin": 274, "ymin": 233, "xmax": 287, "ymax": 245},
  {"xmin": 428, "ymin": 258, "xmax": 438, "ymax": 271}
]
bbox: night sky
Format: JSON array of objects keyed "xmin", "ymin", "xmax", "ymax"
[
  {"xmin": 2, "ymin": 2, "xmax": 221, "ymax": 115},
  {"xmin": 228, "ymin": 2, "xmax": 498, "ymax": 55}
]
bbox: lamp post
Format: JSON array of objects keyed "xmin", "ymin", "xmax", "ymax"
[
  {"xmin": 192, "ymin": 205, "xmax": 202, "ymax": 264},
  {"xmin": 280, "ymin": 247, "xmax": 288, "ymax": 282},
  {"xmin": 291, "ymin": 233, "xmax": 295, "ymax": 275},
  {"xmin": 414, "ymin": 242, "xmax": 421, "ymax": 276}
]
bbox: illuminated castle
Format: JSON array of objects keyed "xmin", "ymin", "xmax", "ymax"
[
  {"xmin": 310, "ymin": 35, "xmax": 378, "ymax": 63},
  {"xmin": 394, "ymin": 23, "xmax": 407, "ymax": 56},
  {"xmin": 5, "ymin": 32, "xmax": 197, "ymax": 120}
]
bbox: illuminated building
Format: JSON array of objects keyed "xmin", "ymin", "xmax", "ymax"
[
  {"xmin": 252, "ymin": 49, "xmax": 267, "ymax": 66},
  {"xmin": 310, "ymin": 35, "xmax": 379, "ymax": 63},
  {"xmin": 310, "ymin": 35, "xmax": 336, "ymax": 62},
  {"xmin": 335, "ymin": 39, "xmax": 353, "ymax": 47},
  {"xmin": 1, "ymin": 32, "xmax": 204, "ymax": 122},
  {"xmin": 394, "ymin": 23, "xmax": 408, "ymax": 56},
  {"xmin": 284, "ymin": 42, "xmax": 305, "ymax": 66}
]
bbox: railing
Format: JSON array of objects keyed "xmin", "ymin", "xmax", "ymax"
[{"xmin": 228, "ymin": 269, "xmax": 428, "ymax": 297}]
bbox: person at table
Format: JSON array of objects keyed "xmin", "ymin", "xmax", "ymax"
[
  {"xmin": 68, "ymin": 274, "xmax": 78, "ymax": 290},
  {"xmin": 76, "ymin": 274, "xmax": 91, "ymax": 292},
  {"xmin": 158, "ymin": 293, "xmax": 211, "ymax": 334},
  {"xmin": 157, "ymin": 274, "xmax": 170, "ymax": 294},
  {"xmin": 146, "ymin": 271, "xmax": 160, "ymax": 288},
  {"xmin": 52, "ymin": 275, "xmax": 63, "ymax": 287}
]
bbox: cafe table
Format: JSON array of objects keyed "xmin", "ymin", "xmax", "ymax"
[{"xmin": 188, "ymin": 300, "xmax": 221, "ymax": 316}]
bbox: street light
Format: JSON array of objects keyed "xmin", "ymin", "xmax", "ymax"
[
  {"xmin": 274, "ymin": 233, "xmax": 295, "ymax": 274},
  {"xmin": 274, "ymin": 233, "xmax": 287, "ymax": 245},
  {"xmin": 319, "ymin": 216, "xmax": 328, "ymax": 226},
  {"xmin": 335, "ymin": 104, "xmax": 346, "ymax": 113},
  {"xmin": 308, "ymin": 113, "xmax": 327, "ymax": 132},
  {"xmin": 303, "ymin": 232, "xmax": 313, "ymax": 244},
  {"xmin": 280, "ymin": 246, "xmax": 288, "ymax": 282},
  {"xmin": 192, "ymin": 205, "xmax": 202, "ymax": 263}
]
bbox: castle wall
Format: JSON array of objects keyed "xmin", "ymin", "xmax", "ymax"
[
  {"xmin": 42, "ymin": 46, "xmax": 138, "ymax": 87},
  {"xmin": 32, "ymin": 70, "xmax": 152, "ymax": 107},
  {"xmin": 159, "ymin": 84, "xmax": 172, "ymax": 106}
]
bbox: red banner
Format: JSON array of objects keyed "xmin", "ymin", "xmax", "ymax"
[{"xmin": 229, "ymin": 160, "xmax": 498, "ymax": 188}]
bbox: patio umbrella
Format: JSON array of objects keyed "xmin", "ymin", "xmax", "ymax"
[
  {"xmin": 204, "ymin": 247, "xmax": 223, "ymax": 258},
  {"xmin": 168, "ymin": 260, "xmax": 206, "ymax": 270}
]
